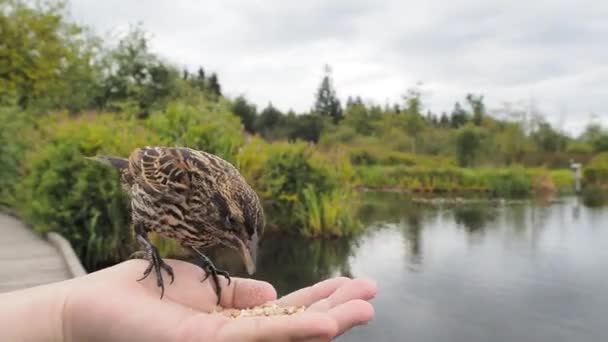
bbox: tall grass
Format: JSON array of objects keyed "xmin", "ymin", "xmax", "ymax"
[{"xmin": 295, "ymin": 185, "xmax": 360, "ymax": 237}]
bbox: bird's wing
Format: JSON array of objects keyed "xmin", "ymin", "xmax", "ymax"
[{"xmin": 128, "ymin": 147, "xmax": 193, "ymax": 196}]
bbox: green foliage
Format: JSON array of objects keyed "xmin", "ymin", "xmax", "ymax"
[
  {"xmin": 566, "ymin": 141, "xmax": 594, "ymax": 154},
  {"xmin": 466, "ymin": 94, "xmax": 485, "ymax": 126},
  {"xmin": 0, "ymin": 105, "xmax": 33, "ymax": 205},
  {"xmin": 0, "ymin": 0, "xmax": 101, "ymax": 111},
  {"xmin": 295, "ymin": 185, "xmax": 359, "ymax": 237},
  {"xmin": 579, "ymin": 123, "xmax": 608, "ymax": 153},
  {"xmin": 583, "ymin": 153, "xmax": 608, "ymax": 185},
  {"xmin": 17, "ymin": 112, "xmax": 162, "ymax": 270},
  {"xmin": 231, "ymin": 95, "xmax": 257, "ymax": 133},
  {"xmin": 237, "ymin": 140, "xmax": 359, "ymax": 237},
  {"xmin": 530, "ymin": 122, "xmax": 568, "ymax": 152},
  {"xmin": 455, "ymin": 125, "xmax": 484, "ymax": 166},
  {"xmin": 355, "ymin": 166, "xmax": 558, "ymax": 198},
  {"xmin": 95, "ymin": 27, "xmax": 182, "ymax": 116},
  {"xmin": 344, "ymin": 144, "xmax": 456, "ymax": 167},
  {"xmin": 482, "ymin": 168, "xmax": 531, "ymax": 198},
  {"xmin": 147, "ymin": 99, "xmax": 245, "ymax": 163},
  {"xmin": 312, "ymin": 65, "xmax": 343, "ymax": 124},
  {"xmin": 545, "ymin": 169, "xmax": 574, "ymax": 193}
]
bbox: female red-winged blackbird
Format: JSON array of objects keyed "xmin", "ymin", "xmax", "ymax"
[{"xmin": 88, "ymin": 146, "xmax": 264, "ymax": 304}]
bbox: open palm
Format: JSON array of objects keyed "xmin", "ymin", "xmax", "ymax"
[{"xmin": 63, "ymin": 259, "xmax": 377, "ymax": 341}]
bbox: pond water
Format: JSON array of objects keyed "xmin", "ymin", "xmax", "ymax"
[{"xmin": 205, "ymin": 193, "xmax": 608, "ymax": 342}]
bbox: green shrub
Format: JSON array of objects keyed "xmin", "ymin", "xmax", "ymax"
[
  {"xmin": 17, "ymin": 112, "xmax": 163, "ymax": 270},
  {"xmin": 0, "ymin": 105, "xmax": 33, "ymax": 206},
  {"xmin": 583, "ymin": 152, "xmax": 608, "ymax": 185},
  {"xmin": 481, "ymin": 168, "xmax": 530, "ymax": 198},
  {"xmin": 147, "ymin": 99, "xmax": 245, "ymax": 163},
  {"xmin": 237, "ymin": 140, "xmax": 359, "ymax": 236}
]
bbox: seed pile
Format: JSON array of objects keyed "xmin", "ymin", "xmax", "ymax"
[{"xmin": 215, "ymin": 303, "xmax": 306, "ymax": 319}]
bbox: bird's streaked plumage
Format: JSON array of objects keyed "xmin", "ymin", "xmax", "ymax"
[{"xmin": 88, "ymin": 146, "xmax": 265, "ymax": 303}]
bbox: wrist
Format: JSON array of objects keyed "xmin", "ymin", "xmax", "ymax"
[{"xmin": 0, "ymin": 280, "xmax": 74, "ymax": 342}]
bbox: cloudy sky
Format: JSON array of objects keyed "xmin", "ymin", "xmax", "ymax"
[{"xmin": 66, "ymin": 0, "xmax": 607, "ymax": 136}]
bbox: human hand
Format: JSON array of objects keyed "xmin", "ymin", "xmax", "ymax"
[{"xmin": 63, "ymin": 258, "xmax": 377, "ymax": 341}]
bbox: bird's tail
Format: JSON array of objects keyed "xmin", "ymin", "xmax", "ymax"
[{"xmin": 85, "ymin": 155, "xmax": 129, "ymax": 170}]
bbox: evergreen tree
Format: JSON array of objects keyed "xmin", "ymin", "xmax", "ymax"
[
  {"xmin": 232, "ymin": 95, "xmax": 257, "ymax": 133},
  {"xmin": 208, "ymin": 72, "xmax": 221, "ymax": 97},
  {"xmin": 197, "ymin": 67, "xmax": 206, "ymax": 81},
  {"xmin": 346, "ymin": 96, "xmax": 355, "ymax": 110},
  {"xmin": 466, "ymin": 93, "xmax": 485, "ymax": 126},
  {"xmin": 313, "ymin": 64, "xmax": 343, "ymax": 124},
  {"xmin": 439, "ymin": 112, "xmax": 450, "ymax": 127},
  {"xmin": 402, "ymin": 85, "xmax": 423, "ymax": 116},
  {"xmin": 450, "ymin": 102, "xmax": 469, "ymax": 128},
  {"xmin": 191, "ymin": 67, "xmax": 206, "ymax": 90}
]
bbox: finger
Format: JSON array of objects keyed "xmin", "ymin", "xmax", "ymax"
[
  {"xmin": 308, "ymin": 278, "xmax": 377, "ymax": 312},
  {"xmin": 124, "ymin": 259, "xmax": 276, "ymax": 311},
  {"xmin": 275, "ymin": 277, "xmax": 351, "ymax": 307},
  {"xmin": 216, "ymin": 311, "xmax": 338, "ymax": 342},
  {"xmin": 223, "ymin": 276, "xmax": 278, "ymax": 309},
  {"xmin": 327, "ymin": 299, "xmax": 376, "ymax": 338}
]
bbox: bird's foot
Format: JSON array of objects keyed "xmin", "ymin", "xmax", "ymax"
[
  {"xmin": 136, "ymin": 237, "xmax": 175, "ymax": 299},
  {"xmin": 202, "ymin": 261, "xmax": 231, "ymax": 305},
  {"xmin": 193, "ymin": 249, "xmax": 231, "ymax": 305}
]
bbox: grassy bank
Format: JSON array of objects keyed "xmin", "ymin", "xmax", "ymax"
[{"xmin": 355, "ymin": 165, "xmax": 575, "ymax": 198}]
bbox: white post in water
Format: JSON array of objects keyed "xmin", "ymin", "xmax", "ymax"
[{"xmin": 570, "ymin": 160, "xmax": 582, "ymax": 194}]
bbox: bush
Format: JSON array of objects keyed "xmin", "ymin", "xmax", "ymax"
[
  {"xmin": 147, "ymin": 99, "xmax": 245, "ymax": 163},
  {"xmin": 17, "ymin": 112, "xmax": 163, "ymax": 270},
  {"xmin": 481, "ymin": 168, "xmax": 530, "ymax": 198},
  {"xmin": 583, "ymin": 152, "xmax": 608, "ymax": 185},
  {"xmin": 237, "ymin": 140, "xmax": 359, "ymax": 237},
  {"xmin": 0, "ymin": 105, "xmax": 33, "ymax": 206}
]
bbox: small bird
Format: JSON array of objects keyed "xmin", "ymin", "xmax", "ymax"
[{"xmin": 87, "ymin": 146, "xmax": 265, "ymax": 304}]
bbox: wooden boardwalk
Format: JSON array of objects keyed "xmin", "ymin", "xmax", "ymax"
[{"xmin": 0, "ymin": 213, "xmax": 76, "ymax": 293}]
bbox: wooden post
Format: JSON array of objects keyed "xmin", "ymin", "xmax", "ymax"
[{"xmin": 570, "ymin": 160, "xmax": 582, "ymax": 194}]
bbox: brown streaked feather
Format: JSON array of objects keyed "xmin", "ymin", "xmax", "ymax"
[{"xmin": 128, "ymin": 147, "xmax": 193, "ymax": 196}]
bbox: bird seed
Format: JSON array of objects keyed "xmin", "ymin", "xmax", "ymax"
[{"xmin": 214, "ymin": 303, "xmax": 306, "ymax": 319}]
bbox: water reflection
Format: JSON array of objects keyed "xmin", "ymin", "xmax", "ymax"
[
  {"xmin": 452, "ymin": 204, "xmax": 497, "ymax": 233},
  {"xmin": 182, "ymin": 194, "xmax": 607, "ymax": 342},
  {"xmin": 188, "ymin": 234, "xmax": 358, "ymax": 296}
]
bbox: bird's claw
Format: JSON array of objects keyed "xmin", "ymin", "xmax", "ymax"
[
  {"xmin": 201, "ymin": 266, "xmax": 231, "ymax": 285},
  {"xmin": 136, "ymin": 244, "xmax": 175, "ymax": 299},
  {"xmin": 201, "ymin": 262, "xmax": 231, "ymax": 305}
]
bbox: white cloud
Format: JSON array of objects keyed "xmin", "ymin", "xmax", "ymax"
[{"xmin": 66, "ymin": 0, "xmax": 608, "ymax": 135}]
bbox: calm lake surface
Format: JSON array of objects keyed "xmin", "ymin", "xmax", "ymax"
[{"xmin": 209, "ymin": 193, "xmax": 608, "ymax": 342}]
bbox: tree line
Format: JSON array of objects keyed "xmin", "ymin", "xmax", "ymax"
[{"xmin": 2, "ymin": 0, "xmax": 608, "ymax": 170}]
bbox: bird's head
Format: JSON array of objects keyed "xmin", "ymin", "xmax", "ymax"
[{"xmin": 214, "ymin": 186, "xmax": 265, "ymax": 275}]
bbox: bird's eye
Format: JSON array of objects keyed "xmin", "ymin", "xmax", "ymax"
[{"xmin": 226, "ymin": 215, "xmax": 238, "ymax": 230}]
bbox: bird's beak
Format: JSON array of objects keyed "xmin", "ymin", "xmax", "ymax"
[{"xmin": 237, "ymin": 233, "xmax": 258, "ymax": 275}]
